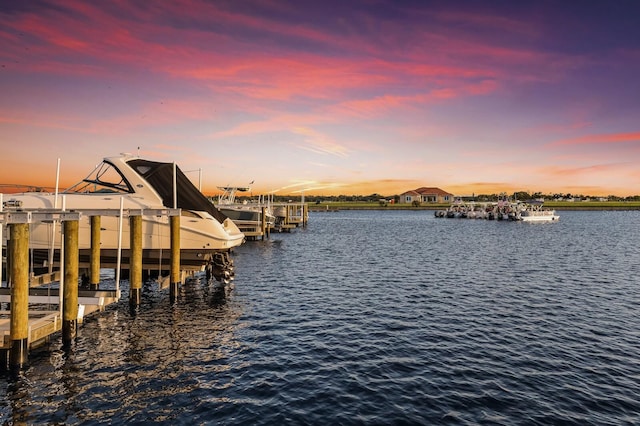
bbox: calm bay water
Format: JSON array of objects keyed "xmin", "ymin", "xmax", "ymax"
[{"xmin": 1, "ymin": 210, "xmax": 640, "ymax": 425}]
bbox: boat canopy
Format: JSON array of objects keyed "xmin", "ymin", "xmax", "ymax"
[{"xmin": 128, "ymin": 159, "xmax": 229, "ymax": 224}]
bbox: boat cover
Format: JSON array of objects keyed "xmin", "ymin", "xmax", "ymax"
[{"xmin": 128, "ymin": 159, "xmax": 229, "ymax": 224}]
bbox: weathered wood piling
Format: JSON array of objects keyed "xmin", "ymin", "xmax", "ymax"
[
  {"xmin": 9, "ymin": 223, "xmax": 29, "ymax": 368},
  {"xmin": 170, "ymin": 214, "xmax": 180, "ymax": 301},
  {"xmin": 129, "ymin": 215, "xmax": 142, "ymax": 308},
  {"xmin": 90, "ymin": 215, "xmax": 100, "ymax": 290},
  {"xmin": 63, "ymin": 219, "xmax": 79, "ymax": 344}
]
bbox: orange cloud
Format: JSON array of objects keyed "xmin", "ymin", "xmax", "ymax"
[
  {"xmin": 285, "ymin": 178, "xmax": 426, "ymax": 197},
  {"xmin": 538, "ymin": 163, "xmax": 635, "ymax": 177}
]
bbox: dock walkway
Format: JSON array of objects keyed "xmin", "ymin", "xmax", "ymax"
[
  {"xmin": 0, "ymin": 310, "xmax": 61, "ymax": 350},
  {"xmin": 0, "ymin": 288, "xmax": 120, "ymax": 315}
]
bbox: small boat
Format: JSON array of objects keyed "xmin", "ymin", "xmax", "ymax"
[
  {"xmin": 516, "ymin": 201, "xmax": 560, "ymax": 222},
  {"xmin": 215, "ymin": 185, "xmax": 276, "ymax": 229},
  {"xmin": 2, "ymin": 153, "xmax": 245, "ymax": 275}
]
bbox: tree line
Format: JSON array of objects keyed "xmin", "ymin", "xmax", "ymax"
[{"xmin": 259, "ymin": 192, "xmax": 640, "ymax": 203}]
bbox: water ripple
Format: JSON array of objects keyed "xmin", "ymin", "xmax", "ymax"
[{"xmin": 1, "ymin": 210, "xmax": 640, "ymax": 424}]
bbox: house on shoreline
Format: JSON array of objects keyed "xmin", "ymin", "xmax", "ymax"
[{"xmin": 400, "ymin": 187, "xmax": 454, "ymax": 204}]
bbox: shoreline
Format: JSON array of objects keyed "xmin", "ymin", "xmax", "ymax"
[{"xmin": 308, "ymin": 203, "xmax": 640, "ymax": 212}]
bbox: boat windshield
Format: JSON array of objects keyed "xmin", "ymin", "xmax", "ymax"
[{"xmin": 64, "ymin": 161, "xmax": 133, "ymax": 194}]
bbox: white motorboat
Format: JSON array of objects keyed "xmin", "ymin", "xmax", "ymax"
[
  {"xmin": 1, "ymin": 153, "xmax": 245, "ymax": 274},
  {"xmin": 215, "ymin": 186, "xmax": 276, "ymax": 229},
  {"xmin": 517, "ymin": 201, "xmax": 560, "ymax": 222}
]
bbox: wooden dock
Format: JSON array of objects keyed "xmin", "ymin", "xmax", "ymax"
[
  {"xmin": 0, "ymin": 200, "xmax": 306, "ymax": 369},
  {"xmin": 0, "ymin": 310, "xmax": 62, "ymax": 351},
  {"xmin": 278, "ymin": 202, "xmax": 308, "ymax": 227},
  {"xmin": 232, "ymin": 203, "xmax": 309, "ymax": 240},
  {"xmin": 234, "ymin": 218, "xmax": 271, "ymax": 241},
  {"xmin": 0, "ymin": 206, "xmax": 184, "ymax": 369},
  {"xmin": 0, "ymin": 288, "xmax": 121, "ymax": 318},
  {"xmin": 270, "ymin": 202, "xmax": 308, "ymax": 234}
]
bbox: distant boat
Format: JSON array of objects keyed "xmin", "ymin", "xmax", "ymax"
[
  {"xmin": 2, "ymin": 153, "xmax": 245, "ymax": 274},
  {"xmin": 516, "ymin": 200, "xmax": 560, "ymax": 222},
  {"xmin": 215, "ymin": 185, "xmax": 275, "ymax": 228},
  {"xmin": 434, "ymin": 198, "xmax": 559, "ymax": 222}
]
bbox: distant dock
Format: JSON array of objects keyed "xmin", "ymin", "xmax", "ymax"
[
  {"xmin": 239, "ymin": 202, "xmax": 309, "ymax": 241},
  {"xmin": 309, "ymin": 205, "xmax": 340, "ymax": 212}
]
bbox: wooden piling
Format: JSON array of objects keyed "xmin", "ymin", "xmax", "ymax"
[
  {"xmin": 90, "ymin": 215, "xmax": 100, "ymax": 290},
  {"xmin": 261, "ymin": 207, "xmax": 267, "ymax": 241},
  {"xmin": 129, "ymin": 215, "xmax": 142, "ymax": 307},
  {"xmin": 169, "ymin": 214, "xmax": 180, "ymax": 301},
  {"xmin": 63, "ymin": 220, "xmax": 79, "ymax": 344},
  {"xmin": 302, "ymin": 204, "xmax": 308, "ymax": 227},
  {"xmin": 9, "ymin": 223, "xmax": 29, "ymax": 368},
  {"xmin": 285, "ymin": 205, "xmax": 290, "ymax": 227},
  {"xmin": 5, "ymin": 237, "xmax": 12, "ymax": 287}
]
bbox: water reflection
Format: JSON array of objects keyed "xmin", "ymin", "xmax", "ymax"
[
  {"xmin": 3, "ymin": 372, "xmax": 30, "ymax": 425},
  {"xmin": 0, "ymin": 273, "xmax": 245, "ymax": 424}
]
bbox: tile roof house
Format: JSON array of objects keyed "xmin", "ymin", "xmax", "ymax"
[{"xmin": 400, "ymin": 187, "xmax": 454, "ymax": 204}]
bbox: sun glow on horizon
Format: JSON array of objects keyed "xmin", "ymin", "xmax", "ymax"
[{"xmin": 1, "ymin": 1, "xmax": 639, "ymax": 197}]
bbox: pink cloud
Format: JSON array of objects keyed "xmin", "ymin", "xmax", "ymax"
[
  {"xmin": 324, "ymin": 77, "xmax": 499, "ymax": 120},
  {"xmin": 551, "ymin": 132, "xmax": 640, "ymax": 146},
  {"xmin": 539, "ymin": 163, "xmax": 627, "ymax": 177},
  {"xmin": 3, "ymin": 0, "xmax": 582, "ymax": 93},
  {"xmin": 2, "ymin": 0, "xmax": 531, "ymax": 119},
  {"xmin": 290, "ymin": 126, "xmax": 350, "ymax": 157}
]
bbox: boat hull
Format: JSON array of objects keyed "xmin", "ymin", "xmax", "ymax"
[
  {"xmin": 22, "ymin": 247, "xmax": 220, "ymax": 273},
  {"xmin": 520, "ymin": 213, "xmax": 560, "ymax": 222},
  {"xmin": 2, "ymin": 192, "xmax": 244, "ymax": 272},
  {"xmin": 219, "ymin": 207, "xmax": 275, "ymax": 225}
]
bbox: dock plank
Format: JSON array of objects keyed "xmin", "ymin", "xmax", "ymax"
[{"xmin": 0, "ymin": 310, "xmax": 62, "ymax": 350}]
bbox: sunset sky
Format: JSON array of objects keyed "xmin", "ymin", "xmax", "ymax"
[{"xmin": 1, "ymin": 0, "xmax": 639, "ymax": 197}]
